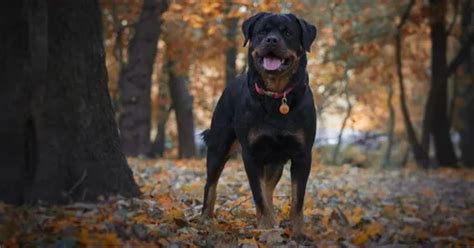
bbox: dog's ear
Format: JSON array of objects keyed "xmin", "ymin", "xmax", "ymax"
[
  {"xmin": 242, "ymin": 12, "xmax": 268, "ymax": 47},
  {"xmin": 296, "ymin": 18, "xmax": 317, "ymax": 52}
]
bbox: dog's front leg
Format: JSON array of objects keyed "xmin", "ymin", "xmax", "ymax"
[
  {"xmin": 242, "ymin": 152, "xmax": 275, "ymax": 229},
  {"xmin": 263, "ymin": 163, "xmax": 284, "ymax": 211},
  {"xmin": 290, "ymin": 153, "xmax": 311, "ymax": 239}
]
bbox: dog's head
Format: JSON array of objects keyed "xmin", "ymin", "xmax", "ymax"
[{"xmin": 242, "ymin": 13, "xmax": 317, "ymax": 89}]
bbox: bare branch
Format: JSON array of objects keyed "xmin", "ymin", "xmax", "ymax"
[
  {"xmin": 447, "ymin": 32, "xmax": 474, "ymax": 76},
  {"xmin": 446, "ymin": 0, "xmax": 460, "ymax": 36}
]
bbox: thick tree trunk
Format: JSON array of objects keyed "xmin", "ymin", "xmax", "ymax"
[
  {"xmin": 0, "ymin": 0, "xmax": 140, "ymax": 205},
  {"xmin": 166, "ymin": 59, "xmax": 196, "ymax": 158},
  {"xmin": 118, "ymin": 0, "xmax": 168, "ymax": 157},
  {"xmin": 428, "ymin": 0, "xmax": 458, "ymax": 165},
  {"xmin": 396, "ymin": 0, "xmax": 430, "ymax": 167},
  {"xmin": 459, "ymin": 0, "xmax": 474, "ymax": 166}
]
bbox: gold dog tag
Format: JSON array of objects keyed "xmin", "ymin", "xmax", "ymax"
[{"xmin": 279, "ymin": 96, "xmax": 289, "ymax": 115}]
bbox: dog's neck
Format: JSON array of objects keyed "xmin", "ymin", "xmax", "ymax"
[{"xmin": 262, "ymin": 74, "xmax": 292, "ymax": 93}]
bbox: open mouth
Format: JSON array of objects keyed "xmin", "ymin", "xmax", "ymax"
[{"xmin": 259, "ymin": 53, "xmax": 291, "ymax": 72}]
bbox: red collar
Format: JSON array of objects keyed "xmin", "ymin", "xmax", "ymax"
[{"xmin": 254, "ymin": 83, "xmax": 294, "ymax": 99}]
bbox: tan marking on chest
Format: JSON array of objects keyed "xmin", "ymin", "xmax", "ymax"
[
  {"xmin": 285, "ymin": 129, "xmax": 306, "ymax": 146},
  {"xmin": 248, "ymin": 128, "xmax": 306, "ymax": 146},
  {"xmin": 248, "ymin": 128, "xmax": 270, "ymax": 146}
]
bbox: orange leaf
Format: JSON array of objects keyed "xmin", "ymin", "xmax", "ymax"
[
  {"xmin": 169, "ymin": 3, "xmax": 183, "ymax": 11},
  {"xmin": 382, "ymin": 204, "xmax": 396, "ymax": 218},
  {"xmin": 366, "ymin": 222, "xmax": 383, "ymax": 236},
  {"xmin": 156, "ymin": 193, "xmax": 173, "ymax": 209},
  {"xmin": 78, "ymin": 228, "xmax": 92, "ymax": 245},
  {"xmin": 240, "ymin": 238, "xmax": 257, "ymax": 246},
  {"xmin": 352, "ymin": 231, "xmax": 369, "ymax": 245},
  {"xmin": 102, "ymin": 233, "xmax": 121, "ymax": 246},
  {"xmin": 349, "ymin": 207, "xmax": 364, "ymax": 226},
  {"xmin": 281, "ymin": 204, "xmax": 290, "ymax": 216}
]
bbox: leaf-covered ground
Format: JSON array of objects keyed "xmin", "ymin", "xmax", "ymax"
[{"xmin": 1, "ymin": 159, "xmax": 473, "ymax": 247}]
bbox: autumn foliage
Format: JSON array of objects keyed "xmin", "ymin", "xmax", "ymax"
[
  {"xmin": 1, "ymin": 0, "xmax": 473, "ymax": 246},
  {"xmin": 1, "ymin": 159, "xmax": 473, "ymax": 246}
]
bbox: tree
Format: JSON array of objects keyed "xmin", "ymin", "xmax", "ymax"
[
  {"xmin": 224, "ymin": 1, "xmax": 239, "ymax": 86},
  {"xmin": 150, "ymin": 59, "xmax": 172, "ymax": 158},
  {"xmin": 395, "ymin": 0, "xmax": 430, "ymax": 167},
  {"xmin": 166, "ymin": 56, "xmax": 197, "ymax": 158},
  {"xmin": 0, "ymin": 0, "xmax": 140, "ymax": 205},
  {"xmin": 422, "ymin": 0, "xmax": 458, "ymax": 166},
  {"xmin": 118, "ymin": 0, "xmax": 169, "ymax": 157},
  {"xmin": 332, "ymin": 68, "xmax": 352, "ymax": 164},
  {"xmin": 382, "ymin": 77, "xmax": 396, "ymax": 167},
  {"xmin": 458, "ymin": 0, "xmax": 474, "ymax": 166},
  {"xmin": 160, "ymin": 12, "xmax": 198, "ymax": 158}
]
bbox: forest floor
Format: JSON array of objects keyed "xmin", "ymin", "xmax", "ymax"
[{"xmin": 1, "ymin": 158, "xmax": 473, "ymax": 247}]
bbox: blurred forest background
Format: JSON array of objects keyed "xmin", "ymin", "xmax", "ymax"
[
  {"xmin": 1, "ymin": 0, "xmax": 474, "ymax": 246},
  {"xmin": 102, "ymin": 0, "xmax": 473, "ymax": 168}
]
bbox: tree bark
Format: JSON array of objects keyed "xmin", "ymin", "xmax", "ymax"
[
  {"xmin": 332, "ymin": 69, "xmax": 352, "ymax": 165},
  {"xmin": 459, "ymin": 0, "xmax": 474, "ymax": 166},
  {"xmin": 427, "ymin": 0, "xmax": 458, "ymax": 165},
  {"xmin": 150, "ymin": 61, "xmax": 172, "ymax": 158},
  {"xmin": 382, "ymin": 81, "xmax": 396, "ymax": 167},
  {"xmin": 224, "ymin": 1, "xmax": 238, "ymax": 86},
  {"xmin": 166, "ymin": 59, "xmax": 196, "ymax": 158},
  {"xmin": 395, "ymin": 0, "xmax": 430, "ymax": 167},
  {"xmin": 0, "ymin": 0, "xmax": 140, "ymax": 205},
  {"xmin": 118, "ymin": 0, "xmax": 168, "ymax": 157}
]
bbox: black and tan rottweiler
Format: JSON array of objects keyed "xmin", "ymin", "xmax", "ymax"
[{"xmin": 201, "ymin": 12, "xmax": 317, "ymax": 240}]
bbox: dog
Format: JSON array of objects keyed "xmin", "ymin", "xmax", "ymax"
[{"xmin": 201, "ymin": 12, "xmax": 317, "ymax": 240}]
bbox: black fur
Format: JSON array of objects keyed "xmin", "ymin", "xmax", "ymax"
[
  {"xmin": 202, "ymin": 12, "xmax": 317, "ymax": 239},
  {"xmin": 201, "ymin": 129, "xmax": 210, "ymax": 145}
]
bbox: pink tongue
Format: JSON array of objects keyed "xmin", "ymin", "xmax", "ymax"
[{"xmin": 263, "ymin": 57, "xmax": 282, "ymax": 70}]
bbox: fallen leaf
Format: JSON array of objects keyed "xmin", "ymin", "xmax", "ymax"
[{"xmin": 259, "ymin": 230, "xmax": 284, "ymax": 244}]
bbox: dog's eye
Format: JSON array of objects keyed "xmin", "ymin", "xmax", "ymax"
[{"xmin": 284, "ymin": 31, "xmax": 292, "ymax": 38}]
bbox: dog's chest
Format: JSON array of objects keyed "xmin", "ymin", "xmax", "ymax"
[
  {"xmin": 247, "ymin": 128, "xmax": 305, "ymax": 147},
  {"xmin": 245, "ymin": 127, "xmax": 306, "ymax": 159}
]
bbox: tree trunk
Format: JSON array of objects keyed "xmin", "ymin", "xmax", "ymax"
[
  {"xmin": 118, "ymin": 0, "xmax": 168, "ymax": 157},
  {"xmin": 332, "ymin": 69, "xmax": 352, "ymax": 165},
  {"xmin": 0, "ymin": 0, "xmax": 140, "ymax": 205},
  {"xmin": 224, "ymin": 1, "xmax": 238, "ymax": 86},
  {"xmin": 428, "ymin": 0, "xmax": 458, "ymax": 165},
  {"xmin": 150, "ymin": 61, "xmax": 172, "ymax": 158},
  {"xmin": 166, "ymin": 59, "xmax": 196, "ymax": 158},
  {"xmin": 382, "ymin": 81, "xmax": 396, "ymax": 167},
  {"xmin": 110, "ymin": 0, "xmax": 125, "ymax": 109},
  {"xmin": 459, "ymin": 0, "xmax": 474, "ymax": 166},
  {"xmin": 395, "ymin": 0, "xmax": 430, "ymax": 167}
]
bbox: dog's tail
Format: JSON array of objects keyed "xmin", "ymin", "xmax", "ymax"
[{"xmin": 201, "ymin": 129, "xmax": 211, "ymax": 146}]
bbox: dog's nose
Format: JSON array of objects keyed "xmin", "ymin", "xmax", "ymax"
[{"xmin": 265, "ymin": 35, "xmax": 279, "ymax": 44}]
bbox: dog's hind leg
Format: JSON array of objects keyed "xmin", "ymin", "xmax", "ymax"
[{"xmin": 201, "ymin": 128, "xmax": 236, "ymax": 218}]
